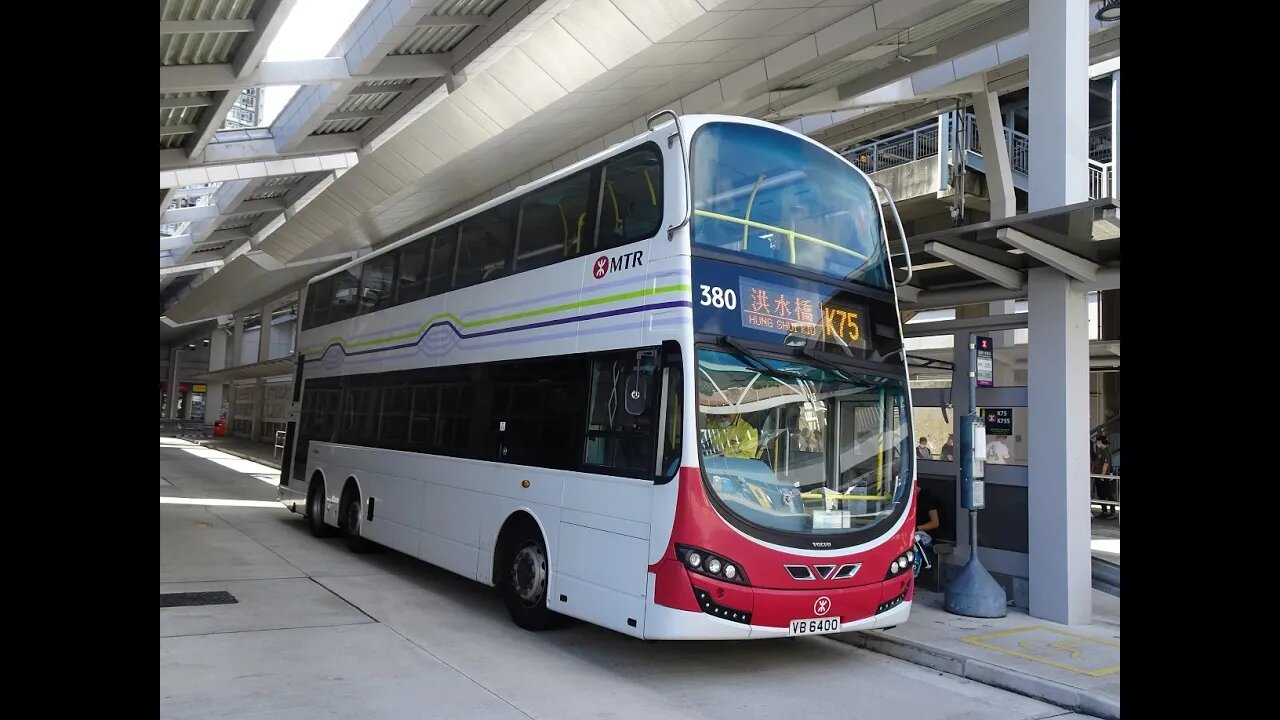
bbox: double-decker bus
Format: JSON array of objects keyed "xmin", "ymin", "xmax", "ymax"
[{"xmin": 278, "ymin": 112, "xmax": 917, "ymax": 640}]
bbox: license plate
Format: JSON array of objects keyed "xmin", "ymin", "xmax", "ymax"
[{"xmin": 788, "ymin": 617, "xmax": 841, "ymax": 636}]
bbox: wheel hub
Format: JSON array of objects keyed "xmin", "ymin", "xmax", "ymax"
[{"xmin": 512, "ymin": 544, "xmax": 547, "ymax": 606}]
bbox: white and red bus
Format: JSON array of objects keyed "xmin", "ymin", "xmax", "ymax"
[{"xmin": 277, "ymin": 112, "xmax": 918, "ymax": 639}]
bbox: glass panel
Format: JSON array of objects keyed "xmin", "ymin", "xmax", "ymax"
[
  {"xmin": 426, "ymin": 229, "xmax": 457, "ymax": 296},
  {"xmin": 696, "ymin": 348, "xmax": 911, "ymax": 537},
  {"xmin": 358, "ymin": 252, "xmax": 396, "ymax": 315},
  {"xmin": 395, "ymin": 238, "xmax": 430, "ymax": 305},
  {"xmin": 304, "ymin": 277, "xmax": 333, "ymax": 329},
  {"xmin": 597, "ymin": 148, "xmax": 663, "ymax": 249},
  {"xmin": 584, "ymin": 350, "xmax": 657, "ymax": 473},
  {"xmin": 456, "ymin": 205, "xmax": 515, "ymax": 290},
  {"xmin": 377, "ymin": 385, "xmax": 410, "ymax": 444},
  {"xmin": 692, "ymin": 122, "xmax": 890, "ymax": 290},
  {"xmin": 517, "ymin": 172, "xmax": 593, "ymax": 271},
  {"xmin": 329, "ymin": 267, "xmax": 361, "ymax": 323}
]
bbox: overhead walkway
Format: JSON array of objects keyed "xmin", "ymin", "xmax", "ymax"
[{"xmin": 844, "ymin": 112, "xmax": 1116, "ymax": 204}]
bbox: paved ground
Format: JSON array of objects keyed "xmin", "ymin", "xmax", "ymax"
[{"xmin": 160, "ymin": 438, "xmax": 1096, "ymax": 720}]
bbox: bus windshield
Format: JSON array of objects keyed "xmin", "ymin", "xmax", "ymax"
[
  {"xmin": 696, "ymin": 348, "xmax": 910, "ymax": 539},
  {"xmin": 691, "ymin": 122, "xmax": 890, "ymax": 290}
]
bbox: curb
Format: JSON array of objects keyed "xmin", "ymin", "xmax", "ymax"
[
  {"xmin": 829, "ymin": 631, "xmax": 1119, "ymax": 720},
  {"xmin": 200, "ymin": 441, "xmax": 282, "ymax": 470}
]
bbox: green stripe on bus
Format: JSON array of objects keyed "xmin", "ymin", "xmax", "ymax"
[{"xmin": 303, "ymin": 282, "xmax": 692, "ymax": 356}]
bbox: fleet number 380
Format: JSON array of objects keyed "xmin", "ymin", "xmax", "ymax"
[{"xmin": 699, "ymin": 285, "xmax": 738, "ymax": 310}]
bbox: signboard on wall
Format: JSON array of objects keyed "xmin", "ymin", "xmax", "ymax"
[
  {"xmin": 975, "ymin": 336, "xmax": 994, "ymax": 387},
  {"xmin": 192, "ymin": 384, "xmax": 207, "ymax": 393},
  {"xmin": 984, "ymin": 407, "xmax": 1013, "ymax": 435}
]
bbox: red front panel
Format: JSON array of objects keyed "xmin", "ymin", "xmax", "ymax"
[{"xmin": 652, "ymin": 467, "xmax": 916, "ymax": 628}]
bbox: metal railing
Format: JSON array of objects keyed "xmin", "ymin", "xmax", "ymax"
[
  {"xmin": 845, "ymin": 123, "xmax": 939, "ymax": 173},
  {"xmin": 846, "ymin": 112, "xmax": 1116, "ymax": 201}
]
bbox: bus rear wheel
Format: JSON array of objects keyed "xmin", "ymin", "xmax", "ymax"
[
  {"xmin": 501, "ymin": 530, "xmax": 556, "ymax": 631},
  {"xmin": 306, "ymin": 480, "xmax": 335, "ymax": 538},
  {"xmin": 340, "ymin": 485, "xmax": 376, "ymax": 554}
]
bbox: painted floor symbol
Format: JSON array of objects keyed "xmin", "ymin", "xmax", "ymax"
[{"xmin": 962, "ymin": 626, "xmax": 1119, "ymax": 676}]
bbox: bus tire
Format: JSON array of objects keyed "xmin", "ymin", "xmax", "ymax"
[
  {"xmin": 500, "ymin": 523, "xmax": 557, "ymax": 631},
  {"xmin": 340, "ymin": 482, "xmax": 377, "ymax": 554},
  {"xmin": 306, "ymin": 477, "xmax": 335, "ymax": 538}
]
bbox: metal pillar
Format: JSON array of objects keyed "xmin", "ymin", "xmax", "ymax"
[
  {"xmin": 258, "ymin": 304, "xmax": 274, "ymax": 363},
  {"xmin": 1027, "ymin": 268, "xmax": 1092, "ymax": 624},
  {"xmin": 972, "ymin": 88, "xmax": 1015, "ymax": 218},
  {"xmin": 1025, "ymin": 0, "xmax": 1092, "ymax": 625},
  {"xmin": 231, "ymin": 315, "xmax": 245, "ymax": 368},
  {"xmin": 206, "ymin": 327, "xmax": 227, "ymax": 426},
  {"xmin": 1111, "ymin": 70, "xmax": 1120, "ymax": 202},
  {"xmin": 1029, "ymin": 0, "xmax": 1088, "ymax": 212},
  {"xmin": 166, "ymin": 346, "xmax": 181, "ymax": 419}
]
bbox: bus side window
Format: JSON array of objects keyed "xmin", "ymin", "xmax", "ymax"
[
  {"xmin": 455, "ymin": 203, "xmax": 516, "ymax": 290},
  {"xmin": 596, "ymin": 148, "xmax": 663, "ymax": 250},
  {"xmin": 394, "ymin": 237, "xmax": 431, "ymax": 306},
  {"xmin": 303, "ymin": 276, "xmax": 333, "ymax": 330},
  {"xmin": 516, "ymin": 171, "xmax": 594, "ymax": 272}
]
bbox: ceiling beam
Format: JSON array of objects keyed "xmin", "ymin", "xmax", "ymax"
[
  {"xmin": 160, "ymin": 19, "xmax": 255, "ymax": 34},
  {"xmin": 996, "ymin": 228, "xmax": 1099, "ymax": 282},
  {"xmin": 160, "ymin": 54, "xmax": 450, "ymax": 93},
  {"xmin": 161, "ymin": 125, "xmax": 197, "ymax": 137},
  {"xmin": 160, "ymin": 188, "xmax": 178, "ymax": 218},
  {"xmin": 349, "ymin": 82, "xmax": 416, "ymax": 96},
  {"xmin": 903, "ymin": 313, "xmax": 1027, "ymax": 338},
  {"xmin": 184, "ymin": 0, "xmax": 298, "ymax": 160},
  {"xmin": 160, "ymin": 95, "xmax": 214, "ymax": 110},
  {"xmin": 925, "ymin": 242, "xmax": 1026, "ymax": 290},
  {"xmin": 417, "ymin": 14, "xmax": 490, "ymax": 27},
  {"xmin": 160, "ymin": 259, "xmax": 225, "ymax": 276},
  {"xmin": 324, "ymin": 109, "xmax": 382, "ymax": 122}
]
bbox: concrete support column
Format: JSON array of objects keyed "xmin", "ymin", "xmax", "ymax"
[
  {"xmin": 258, "ymin": 304, "xmax": 273, "ymax": 363},
  {"xmin": 1029, "ymin": 0, "xmax": 1089, "ymax": 212},
  {"xmin": 973, "ymin": 88, "xmax": 1015, "ymax": 218},
  {"xmin": 206, "ymin": 328, "xmax": 228, "ymax": 424},
  {"xmin": 231, "ymin": 315, "xmax": 245, "ymax": 368},
  {"xmin": 1111, "ymin": 70, "xmax": 1120, "ymax": 201},
  {"xmin": 166, "ymin": 346, "xmax": 181, "ymax": 419},
  {"xmin": 1027, "ymin": 267, "xmax": 1091, "ymax": 625}
]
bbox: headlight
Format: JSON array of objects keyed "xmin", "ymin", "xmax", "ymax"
[{"xmin": 676, "ymin": 545, "xmax": 749, "ymax": 585}]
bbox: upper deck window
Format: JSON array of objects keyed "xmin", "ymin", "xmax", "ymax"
[{"xmin": 691, "ymin": 122, "xmax": 890, "ymax": 291}]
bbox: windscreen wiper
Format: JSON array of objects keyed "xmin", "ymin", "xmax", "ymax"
[
  {"xmin": 718, "ymin": 336, "xmax": 809, "ymax": 381},
  {"xmin": 794, "ymin": 347, "xmax": 855, "ymax": 382}
]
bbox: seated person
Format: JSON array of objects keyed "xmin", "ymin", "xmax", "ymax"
[
  {"xmin": 913, "ymin": 486, "xmax": 944, "ymax": 574},
  {"xmin": 704, "ymin": 413, "xmax": 759, "ymax": 460}
]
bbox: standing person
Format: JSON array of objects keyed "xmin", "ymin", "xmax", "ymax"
[
  {"xmin": 986, "ymin": 435, "xmax": 1010, "ymax": 464},
  {"xmin": 1092, "ymin": 436, "xmax": 1116, "ymax": 518},
  {"xmin": 916, "ymin": 436, "xmax": 933, "ymax": 460},
  {"xmin": 941, "ymin": 433, "xmax": 955, "ymax": 461}
]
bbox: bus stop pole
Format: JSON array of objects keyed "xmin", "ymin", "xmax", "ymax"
[{"xmin": 943, "ymin": 333, "xmax": 1007, "ymax": 618}]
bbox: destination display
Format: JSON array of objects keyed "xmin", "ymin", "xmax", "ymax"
[
  {"xmin": 737, "ymin": 277, "xmax": 868, "ymax": 349},
  {"xmin": 691, "ymin": 256, "xmax": 887, "ymax": 359}
]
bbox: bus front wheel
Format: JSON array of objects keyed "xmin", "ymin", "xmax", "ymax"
[{"xmin": 501, "ymin": 528, "xmax": 556, "ymax": 631}]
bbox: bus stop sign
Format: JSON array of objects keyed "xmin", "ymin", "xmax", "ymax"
[{"xmin": 975, "ymin": 336, "xmax": 993, "ymax": 387}]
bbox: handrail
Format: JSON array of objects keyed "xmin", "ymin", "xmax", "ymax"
[
  {"xmin": 875, "ymin": 182, "xmax": 912, "ymax": 287},
  {"xmin": 692, "ymin": 209, "xmax": 869, "ymax": 260},
  {"xmin": 646, "ymin": 109, "xmax": 690, "ymax": 241}
]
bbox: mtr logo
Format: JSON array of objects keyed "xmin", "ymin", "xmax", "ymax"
[{"xmin": 591, "ymin": 250, "xmax": 644, "ymax": 280}]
